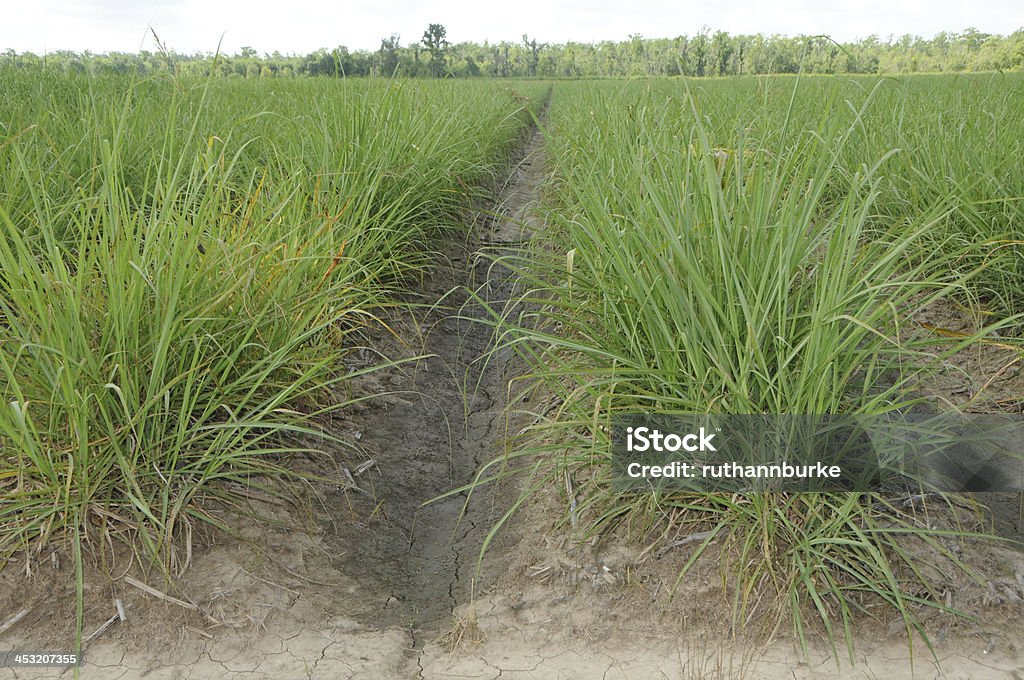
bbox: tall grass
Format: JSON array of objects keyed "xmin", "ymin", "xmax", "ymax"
[
  {"xmin": 835, "ymin": 74, "xmax": 1024, "ymax": 319},
  {"xmin": 486, "ymin": 75, "xmax": 1023, "ymax": 659},
  {"xmin": 0, "ymin": 70, "xmax": 546, "ymax": 580}
]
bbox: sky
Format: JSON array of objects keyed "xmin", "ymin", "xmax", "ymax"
[{"xmin": 1, "ymin": 0, "xmax": 1021, "ymax": 56}]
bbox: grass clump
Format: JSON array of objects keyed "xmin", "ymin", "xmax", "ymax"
[
  {"xmin": 484, "ymin": 76, "xmax": 1019, "ymax": 660},
  {"xmin": 0, "ymin": 70, "xmax": 547, "ymax": 583}
]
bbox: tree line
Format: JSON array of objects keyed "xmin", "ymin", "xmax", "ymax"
[{"xmin": 4, "ymin": 26, "xmax": 1023, "ymax": 78}]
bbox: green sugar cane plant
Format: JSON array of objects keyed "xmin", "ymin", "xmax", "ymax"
[
  {"xmin": 473, "ymin": 76, "xmax": 1006, "ymax": 662},
  {"xmin": 0, "ymin": 65, "xmax": 546, "ymax": 654}
]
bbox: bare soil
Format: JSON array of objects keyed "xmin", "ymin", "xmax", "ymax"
[{"xmin": 908, "ymin": 296, "xmax": 1024, "ymax": 543}]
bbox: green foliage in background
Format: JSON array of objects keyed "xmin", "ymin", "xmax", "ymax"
[{"xmin": 4, "ymin": 27, "xmax": 1024, "ymax": 79}]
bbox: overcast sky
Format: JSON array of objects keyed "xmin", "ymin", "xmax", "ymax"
[{"xmin": 1, "ymin": 0, "xmax": 1021, "ymax": 56}]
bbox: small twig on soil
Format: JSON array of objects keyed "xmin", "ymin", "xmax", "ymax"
[
  {"xmin": 84, "ymin": 604, "xmax": 125, "ymax": 645},
  {"xmin": 123, "ymin": 575, "xmax": 198, "ymax": 611},
  {"xmin": 0, "ymin": 608, "xmax": 30, "ymax": 635},
  {"xmin": 354, "ymin": 459, "xmax": 378, "ymax": 476},
  {"xmin": 340, "ymin": 467, "xmax": 373, "ymax": 496},
  {"xmin": 656, "ymin": 530, "xmax": 717, "ymax": 558}
]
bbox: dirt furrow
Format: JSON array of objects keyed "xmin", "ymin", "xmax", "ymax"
[{"xmin": 319, "ymin": 124, "xmax": 545, "ymax": 638}]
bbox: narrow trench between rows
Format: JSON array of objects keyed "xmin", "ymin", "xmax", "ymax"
[{"xmin": 319, "ymin": 120, "xmax": 547, "ymax": 645}]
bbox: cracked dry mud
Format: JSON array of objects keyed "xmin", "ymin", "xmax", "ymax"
[{"xmin": 4, "ymin": 125, "xmax": 1024, "ymax": 680}]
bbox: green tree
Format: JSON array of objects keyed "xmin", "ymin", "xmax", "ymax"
[
  {"xmin": 379, "ymin": 35, "xmax": 401, "ymax": 76},
  {"xmin": 522, "ymin": 34, "xmax": 546, "ymax": 77},
  {"xmin": 711, "ymin": 30, "xmax": 733, "ymax": 75},
  {"xmin": 692, "ymin": 28, "xmax": 709, "ymax": 76},
  {"xmin": 422, "ymin": 23, "xmax": 449, "ymax": 77}
]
